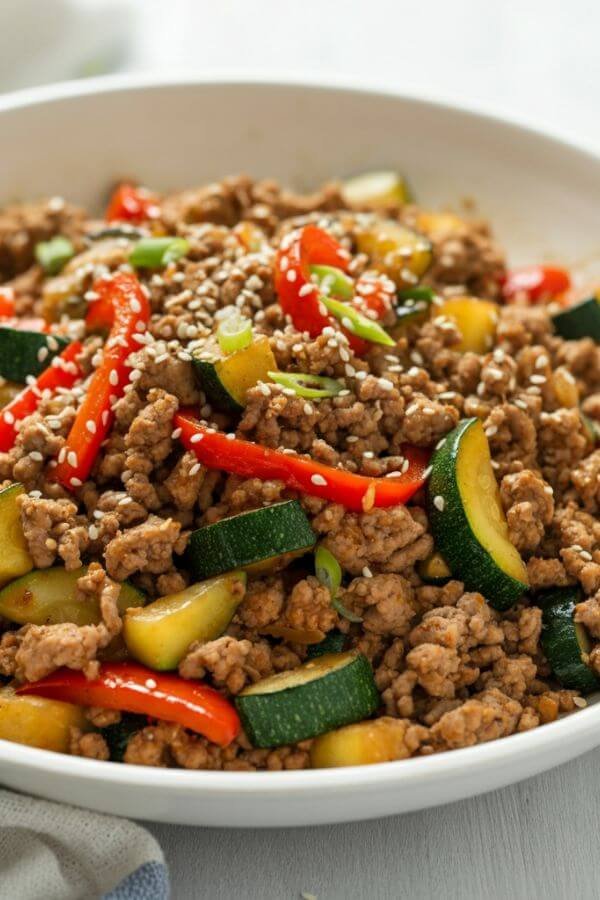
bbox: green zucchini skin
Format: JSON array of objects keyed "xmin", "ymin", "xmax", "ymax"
[
  {"xmin": 427, "ymin": 418, "xmax": 528, "ymax": 611},
  {"xmin": 552, "ymin": 297, "xmax": 600, "ymax": 342},
  {"xmin": 539, "ymin": 587, "xmax": 599, "ymax": 693},
  {"xmin": 192, "ymin": 356, "xmax": 242, "ymax": 412},
  {"xmin": 0, "ymin": 328, "xmax": 70, "ymax": 381},
  {"xmin": 236, "ymin": 652, "xmax": 380, "ymax": 747},
  {"xmin": 186, "ymin": 500, "xmax": 316, "ymax": 580},
  {"xmin": 306, "ymin": 630, "xmax": 347, "ymax": 660}
]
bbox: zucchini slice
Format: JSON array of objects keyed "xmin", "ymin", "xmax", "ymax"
[
  {"xmin": 311, "ymin": 717, "xmax": 414, "ymax": 768},
  {"xmin": 306, "ymin": 630, "xmax": 347, "ymax": 660},
  {"xmin": 355, "ymin": 221, "xmax": 432, "ymax": 288},
  {"xmin": 427, "ymin": 418, "xmax": 528, "ymax": 610},
  {"xmin": 552, "ymin": 297, "xmax": 600, "ymax": 342},
  {"xmin": 0, "ymin": 483, "xmax": 33, "ymax": 587},
  {"xmin": 539, "ymin": 587, "xmax": 599, "ymax": 693},
  {"xmin": 186, "ymin": 500, "xmax": 316, "ymax": 580},
  {"xmin": 437, "ymin": 296, "xmax": 499, "ymax": 354},
  {"xmin": 236, "ymin": 651, "xmax": 380, "ymax": 747},
  {"xmin": 581, "ymin": 412, "xmax": 600, "ymax": 447},
  {"xmin": 418, "ymin": 551, "xmax": 452, "ymax": 585},
  {"xmin": 342, "ymin": 171, "xmax": 412, "ymax": 208},
  {"xmin": 192, "ymin": 335, "xmax": 277, "ymax": 412},
  {"xmin": 0, "ymin": 565, "xmax": 145, "ymax": 626},
  {"xmin": 123, "ymin": 571, "xmax": 246, "ymax": 670},
  {"xmin": 0, "ymin": 686, "xmax": 88, "ymax": 753},
  {"xmin": 0, "ymin": 327, "xmax": 70, "ymax": 381}
]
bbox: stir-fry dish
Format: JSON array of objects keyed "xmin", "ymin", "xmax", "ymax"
[{"xmin": 0, "ymin": 172, "xmax": 598, "ymax": 771}]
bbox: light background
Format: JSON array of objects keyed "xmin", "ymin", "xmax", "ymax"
[{"xmin": 3, "ymin": 2, "xmax": 600, "ymax": 897}]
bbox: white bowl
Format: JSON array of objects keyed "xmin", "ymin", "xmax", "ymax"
[{"xmin": 0, "ymin": 76, "xmax": 599, "ymax": 827}]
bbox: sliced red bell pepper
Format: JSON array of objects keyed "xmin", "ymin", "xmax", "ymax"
[
  {"xmin": 106, "ymin": 183, "xmax": 160, "ymax": 224},
  {"xmin": 0, "ymin": 342, "xmax": 84, "ymax": 452},
  {"xmin": 17, "ymin": 662, "xmax": 240, "ymax": 747},
  {"xmin": 54, "ymin": 272, "xmax": 150, "ymax": 490},
  {"xmin": 176, "ymin": 410, "xmax": 430, "ymax": 511},
  {"xmin": 502, "ymin": 265, "xmax": 571, "ymax": 303},
  {"xmin": 0, "ymin": 292, "xmax": 15, "ymax": 318},
  {"xmin": 275, "ymin": 225, "xmax": 351, "ymax": 337}
]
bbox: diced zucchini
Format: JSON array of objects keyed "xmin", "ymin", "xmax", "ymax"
[
  {"xmin": 0, "ymin": 565, "xmax": 145, "ymax": 626},
  {"xmin": 0, "ymin": 685, "xmax": 87, "ymax": 753},
  {"xmin": 306, "ymin": 630, "xmax": 347, "ymax": 660},
  {"xmin": 355, "ymin": 221, "xmax": 432, "ymax": 288},
  {"xmin": 0, "ymin": 483, "xmax": 33, "ymax": 587},
  {"xmin": 186, "ymin": 500, "xmax": 316, "ymax": 581},
  {"xmin": 427, "ymin": 418, "xmax": 528, "ymax": 610},
  {"xmin": 416, "ymin": 210, "xmax": 465, "ymax": 236},
  {"xmin": 552, "ymin": 297, "xmax": 600, "ymax": 342},
  {"xmin": 539, "ymin": 587, "xmax": 599, "ymax": 693},
  {"xmin": 418, "ymin": 551, "xmax": 452, "ymax": 585},
  {"xmin": 342, "ymin": 171, "xmax": 412, "ymax": 208},
  {"xmin": 311, "ymin": 717, "xmax": 415, "ymax": 767},
  {"xmin": 0, "ymin": 381, "xmax": 24, "ymax": 407},
  {"xmin": 437, "ymin": 296, "xmax": 499, "ymax": 354},
  {"xmin": 192, "ymin": 336, "xmax": 277, "ymax": 412},
  {"xmin": 236, "ymin": 651, "xmax": 380, "ymax": 747},
  {"xmin": 123, "ymin": 571, "xmax": 246, "ymax": 670},
  {"xmin": 0, "ymin": 327, "xmax": 70, "ymax": 381}
]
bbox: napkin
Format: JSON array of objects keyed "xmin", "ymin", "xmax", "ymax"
[{"xmin": 0, "ymin": 788, "xmax": 168, "ymax": 900}]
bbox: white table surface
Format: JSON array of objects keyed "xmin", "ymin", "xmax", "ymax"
[{"xmin": 5, "ymin": 2, "xmax": 600, "ymax": 897}]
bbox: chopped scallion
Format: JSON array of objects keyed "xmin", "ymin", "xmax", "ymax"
[
  {"xmin": 315, "ymin": 546, "xmax": 342, "ymax": 597},
  {"xmin": 35, "ymin": 236, "xmax": 74, "ymax": 275},
  {"xmin": 310, "ymin": 264, "xmax": 354, "ymax": 300},
  {"xmin": 129, "ymin": 237, "xmax": 189, "ymax": 269},
  {"xmin": 397, "ymin": 286, "xmax": 435, "ymax": 303},
  {"xmin": 268, "ymin": 371, "xmax": 344, "ymax": 399},
  {"xmin": 331, "ymin": 597, "xmax": 363, "ymax": 623},
  {"xmin": 320, "ymin": 295, "xmax": 395, "ymax": 347},
  {"xmin": 217, "ymin": 310, "xmax": 253, "ymax": 354}
]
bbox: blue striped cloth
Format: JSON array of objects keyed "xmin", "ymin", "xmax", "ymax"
[{"xmin": 0, "ymin": 787, "xmax": 169, "ymax": 899}]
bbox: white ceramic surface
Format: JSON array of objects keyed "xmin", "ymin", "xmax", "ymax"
[{"xmin": 0, "ymin": 76, "xmax": 599, "ymax": 827}]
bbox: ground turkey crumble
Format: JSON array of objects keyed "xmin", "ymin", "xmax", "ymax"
[{"xmin": 0, "ymin": 174, "xmax": 598, "ymax": 771}]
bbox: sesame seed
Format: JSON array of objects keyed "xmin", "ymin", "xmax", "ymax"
[
  {"xmin": 535, "ymin": 354, "xmax": 549, "ymax": 369},
  {"xmin": 298, "ymin": 283, "xmax": 315, "ymax": 297},
  {"xmin": 145, "ymin": 678, "xmax": 158, "ymax": 690},
  {"xmin": 401, "ymin": 459, "xmax": 410, "ymax": 473},
  {"xmin": 130, "ymin": 297, "xmax": 142, "ymax": 313},
  {"xmin": 303, "ymin": 403, "xmax": 313, "ymax": 416},
  {"xmin": 189, "ymin": 463, "xmax": 202, "ymax": 476},
  {"xmin": 310, "ymin": 474, "xmax": 328, "ymax": 486},
  {"xmin": 86, "ymin": 420, "xmax": 97, "ymax": 434},
  {"xmin": 378, "ymin": 377, "xmax": 394, "ymax": 391},
  {"xmin": 70, "ymin": 477, "xmax": 82, "ymax": 487},
  {"xmin": 573, "ymin": 696, "xmax": 587, "ymax": 708},
  {"xmin": 29, "ymin": 451, "xmax": 43, "ymax": 462},
  {"xmin": 46, "ymin": 335, "xmax": 59, "ymax": 352},
  {"xmin": 485, "ymin": 425, "xmax": 498, "ymax": 437},
  {"xmin": 530, "ymin": 374, "xmax": 546, "ymax": 385},
  {"xmin": 67, "ymin": 450, "xmax": 78, "ymax": 467},
  {"xmin": 88, "ymin": 525, "xmax": 99, "ymax": 540},
  {"xmin": 433, "ymin": 495, "xmax": 445, "ymax": 511},
  {"xmin": 362, "ymin": 566, "xmax": 373, "ymax": 578},
  {"xmin": 226, "ymin": 433, "xmax": 236, "ymax": 441},
  {"xmin": 3, "ymin": 411, "xmax": 14, "ymax": 425},
  {"xmin": 58, "ymin": 447, "xmax": 67, "ymax": 463},
  {"xmin": 37, "ymin": 346, "xmax": 49, "ymax": 363},
  {"xmin": 190, "ymin": 433, "xmax": 204, "ymax": 444},
  {"xmin": 286, "ymin": 269, "xmax": 297, "ymax": 283},
  {"xmin": 580, "ymin": 550, "xmax": 593, "ymax": 561}
]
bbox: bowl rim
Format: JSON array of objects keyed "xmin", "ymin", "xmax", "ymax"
[{"xmin": 0, "ymin": 72, "xmax": 599, "ymax": 796}]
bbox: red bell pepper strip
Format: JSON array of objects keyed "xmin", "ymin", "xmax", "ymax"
[
  {"xmin": 0, "ymin": 292, "xmax": 15, "ymax": 318},
  {"xmin": 275, "ymin": 225, "xmax": 351, "ymax": 337},
  {"xmin": 105, "ymin": 183, "xmax": 160, "ymax": 224},
  {"xmin": 176, "ymin": 410, "xmax": 430, "ymax": 511},
  {"xmin": 17, "ymin": 662, "xmax": 241, "ymax": 747},
  {"xmin": 0, "ymin": 342, "xmax": 84, "ymax": 452},
  {"xmin": 54, "ymin": 272, "xmax": 150, "ymax": 490},
  {"xmin": 502, "ymin": 265, "xmax": 571, "ymax": 303}
]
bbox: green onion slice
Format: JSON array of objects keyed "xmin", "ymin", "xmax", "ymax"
[
  {"xmin": 268, "ymin": 371, "xmax": 344, "ymax": 399},
  {"xmin": 320, "ymin": 295, "xmax": 395, "ymax": 347},
  {"xmin": 397, "ymin": 286, "xmax": 435, "ymax": 303},
  {"xmin": 331, "ymin": 597, "xmax": 363, "ymax": 624},
  {"xmin": 217, "ymin": 310, "xmax": 253, "ymax": 354},
  {"xmin": 35, "ymin": 236, "xmax": 75, "ymax": 275},
  {"xmin": 129, "ymin": 236, "xmax": 189, "ymax": 269},
  {"xmin": 315, "ymin": 546, "xmax": 342, "ymax": 597},
  {"xmin": 310, "ymin": 264, "xmax": 354, "ymax": 300}
]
